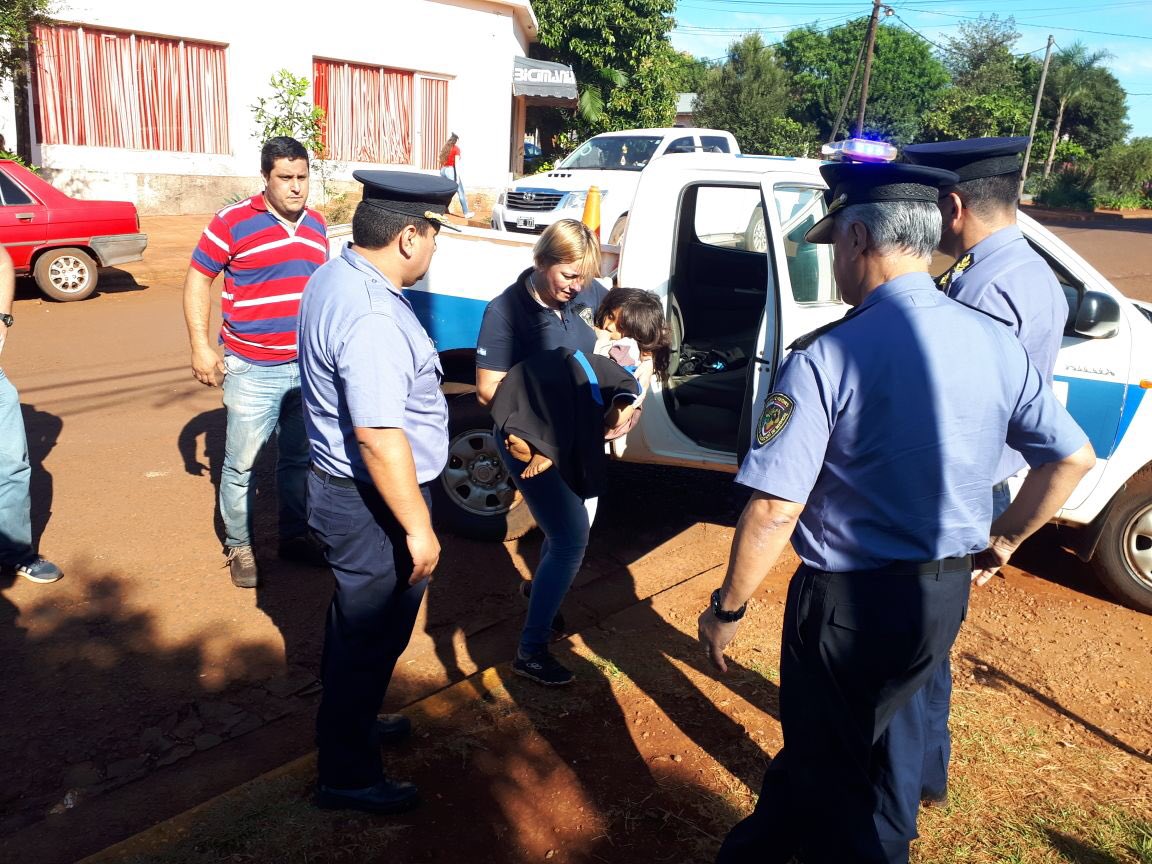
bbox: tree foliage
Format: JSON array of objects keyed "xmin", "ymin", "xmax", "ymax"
[
  {"xmin": 919, "ymin": 90, "xmax": 1032, "ymax": 142},
  {"xmin": 0, "ymin": 0, "xmax": 52, "ymax": 88},
  {"xmin": 667, "ymin": 50, "xmax": 712, "ymax": 95},
  {"xmin": 938, "ymin": 15, "xmax": 1025, "ymax": 98},
  {"xmin": 250, "ymin": 69, "xmax": 325, "ymax": 157},
  {"xmin": 1042, "ymin": 42, "xmax": 1112, "ymax": 176},
  {"xmin": 692, "ymin": 34, "xmax": 817, "ymax": 155},
  {"xmin": 1093, "ymin": 138, "xmax": 1152, "ymax": 197},
  {"xmin": 531, "ymin": 0, "xmax": 679, "ymax": 136},
  {"xmin": 777, "ymin": 19, "xmax": 949, "ymax": 145}
]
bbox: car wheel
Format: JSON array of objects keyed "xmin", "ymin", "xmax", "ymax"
[
  {"xmin": 608, "ymin": 213, "xmax": 629, "ymax": 245},
  {"xmin": 34, "ymin": 248, "xmax": 98, "ymax": 301},
  {"xmin": 744, "ymin": 207, "xmax": 768, "ymax": 253},
  {"xmin": 1091, "ymin": 466, "xmax": 1152, "ymax": 613},
  {"xmin": 432, "ymin": 393, "xmax": 537, "ymax": 542}
]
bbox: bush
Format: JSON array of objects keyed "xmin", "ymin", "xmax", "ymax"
[
  {"xmin": 1093, "ymin": 138, "xmax": 1152, "ymax": 198},
  {"xmin": 1094, "ymin": 191, "xmax": 1151, "ymax": 210},
  {"xmin": 1033, "ymin": 167, "xmax": 1096, "ymax": 211}
]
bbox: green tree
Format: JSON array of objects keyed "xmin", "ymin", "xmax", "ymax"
[
  {"xmin": 938, "ymin": 15, "xmax": 1025, "ymax": 97},
  {"xmin": 1093, "ymin": 138, "xmax": 1152, "ymax": 197},
  {"xmin": 919, "ymin": 90, "xmax": 1032, "ymax": 142},
  {"xmin": 250, "ymin": 69, "xmax": 325, "ymax": 157},
  {"xmin": 692, "ymin": 34, "xmax": 818, "ymax": 156},
  {"xmin": 1048, "ymin": 66, "xmax": 1129, "ymax": 157},
  {"xmin": 0, "ymin": 0, "xmax": 53, "ymax": 161},
  {"xmin": 778, "ymin": 19, "xmax": 949, "ymax": 145},
  {"xmin": 1042, "ymin": 42, "xmax": 1112, "ymax": 177},
  {"xmin": 668, "ymin": 50, "xmax": 712, "ymax": 95},
  {"xmin": 531, "ymin": 0, "xmax": 679, "ymax": 136}
]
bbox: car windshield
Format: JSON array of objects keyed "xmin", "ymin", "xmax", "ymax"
[{"xmin": 557, "ymin": 135, "xmax": 664, "ymax": 171}]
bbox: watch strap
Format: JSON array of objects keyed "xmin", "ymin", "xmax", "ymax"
[{"xmin": 710, "ymin": 588, "xmax": 747, "ymax": 623}]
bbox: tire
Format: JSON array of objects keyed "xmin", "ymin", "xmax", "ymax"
[
  {"xmin": 33, "ymin": 248, "xmax": 98, "ymax": 301},
  {"xmin": 432, "ymin": 393, "xmax": 537, "ymax": 542},
  {"xmin": 1091, "ymin": 466, "xmax": 1152, "ymax": 614},
  {"xmin": 744, "ymin": 207, "xmax": 767, "ymax": 253},
  {"xmin": 608, "ymin": 213, "xmax": 629, "ymax": 245}
]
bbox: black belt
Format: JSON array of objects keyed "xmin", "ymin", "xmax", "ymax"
[
  {"xmin": 811, "ymin": 555, "xmax": 974, "ymax": 578},
  {"xmin": 309, "ymin": 464, "xmax": 361, "ymax": 489}
]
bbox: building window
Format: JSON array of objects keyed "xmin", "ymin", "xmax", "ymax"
[
  {"xmin": 313, "ymin": 58, "xmax": 448, "ymax": 169},
  {"xmin": 33, "ymin": 23, "xmax": 229, "ymax": 154}
]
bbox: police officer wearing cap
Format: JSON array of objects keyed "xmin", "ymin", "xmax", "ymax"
[
  {"xmin": 298, "ymin": 170, "xmax": 458, "ymax": 813},
  {"xmin": 697, "ymin": 160, "xmax": 1094, "ymax": 863},
  {"xmin": 898, "ymin": 136, "xmax": 1070, "ymax": 814}
]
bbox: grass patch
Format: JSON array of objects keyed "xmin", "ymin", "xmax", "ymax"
[{"xmin": 912, "ymin": 684, "xmax": 1152, "ymax": 864}]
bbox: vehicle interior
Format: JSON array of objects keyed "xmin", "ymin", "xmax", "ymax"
[{"xmin": 663, "ymin": 183, "xmax": 834, "ymax": 453}]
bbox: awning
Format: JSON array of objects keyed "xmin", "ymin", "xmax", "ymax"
[{"xmin": 512, "ymin": 57, "xmax": 578, "ymax": 100}]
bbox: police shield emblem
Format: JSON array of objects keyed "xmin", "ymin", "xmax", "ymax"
[{"xmin": 756, "ymin": 392, "xmax": 794, "ymax": 447}]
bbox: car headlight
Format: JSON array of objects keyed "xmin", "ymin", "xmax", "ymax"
[
  {"xmin": 498, "ymin": 191, "xmax": 507, "ymax": 205},
  {"xmin": 562, "ymin": 191, "xmax": 587, "ymax": 210}
]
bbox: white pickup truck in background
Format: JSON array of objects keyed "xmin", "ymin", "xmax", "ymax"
[
  {"xmin": 490, "ymin": 127, "xmax": 740, "ymax": 243},
  {"xmin": 327, "ymin": 151, "xmax": 1152, "ymax": 615}
]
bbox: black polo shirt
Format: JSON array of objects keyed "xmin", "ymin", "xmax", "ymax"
[{"xmin": 476, "ymin": 268, "xmax": 608, "ymax": 371}]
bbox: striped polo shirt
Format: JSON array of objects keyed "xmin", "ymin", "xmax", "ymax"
[{"xmin": 190, "ymin": 194, "xmax": 328, "ymax": 365}]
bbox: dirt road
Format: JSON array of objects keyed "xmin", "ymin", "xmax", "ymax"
[{"xmin": 1, "ymin": 213, "xmax": 1150, "ymax": 863}]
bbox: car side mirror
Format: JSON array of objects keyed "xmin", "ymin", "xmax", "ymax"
[{"xmin": 1070, "ymin": 290, "xmax": 1121, "ymax": 339}]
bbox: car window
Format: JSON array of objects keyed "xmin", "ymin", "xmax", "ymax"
[
  {"xmin": 665, "ymin": 136, "xmax": 695, "ymax": 155},
  {"xmin": 0, "ymin": 170, "xmax": 34, "ymax": 206},
  {"xmin": 773, "ymin": 185, "xmax": 837, "ymax": 304},
  {"xmin": 693, "ymin": 185, "xmax": 764, "ymax": 251},
  {"xmin": 701, "ymin": 135, "xmax": 731, "ymax": 154},
  {"xmin": 556, "ymin": 135, "xmax": 662, "ymax": 171}
]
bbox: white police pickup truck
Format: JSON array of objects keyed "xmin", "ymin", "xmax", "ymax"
[
  {"xmin": 328, "ymin": 151, "xmax": 1152, "ymax": 614},
  {"xmin": 490, "ymin": 127, "xmax": 740, "ymax": 242}
]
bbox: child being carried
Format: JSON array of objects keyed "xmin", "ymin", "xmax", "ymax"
[{"xmin": 506, "ymin": 287, "xmax": 671, "ymax": 478}]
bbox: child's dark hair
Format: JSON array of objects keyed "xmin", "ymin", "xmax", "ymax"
[{"xmin": 595, "ymin": 287, "xmax": 671, "ymax": 381}]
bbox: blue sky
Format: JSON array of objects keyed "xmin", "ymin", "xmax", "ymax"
[{"xmin": 670, "ymin": 0, "xmax": 1152, "ymax": 140}]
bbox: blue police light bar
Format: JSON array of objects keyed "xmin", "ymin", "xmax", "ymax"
[{"xmin": 820, "ymin": 138, "xmax": 898, "ymax": 163}]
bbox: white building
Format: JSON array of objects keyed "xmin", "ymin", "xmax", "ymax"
[{"xmin": 0, "ymin": 0, "xmax": 576, "ymax": 214}]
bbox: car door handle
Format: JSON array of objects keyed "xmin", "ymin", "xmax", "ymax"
[{"xmin": 15, "ymin": 213, "xmax": 34, "ymax": 221}]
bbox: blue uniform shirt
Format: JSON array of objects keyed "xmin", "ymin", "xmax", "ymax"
[
  {"xmin": 737, "ymin": 272, "xmax": 1087, "ymax": 572},
  {"xmin": 944, "ymin": 224, "xmax": 1068, "ymax": 481},
  {"xmin": 298, "ymin": 244, "xmax": 448, "ymax": 484},
  {"xmin": 476, "ymin": 268, "xmax": 608, "ymax": 371}
]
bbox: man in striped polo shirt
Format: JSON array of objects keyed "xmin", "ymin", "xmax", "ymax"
[{"xmin": 183, "ymin": 136, "xmax": 328, "ymax": 588}]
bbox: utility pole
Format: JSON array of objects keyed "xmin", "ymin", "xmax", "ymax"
[
  {"xmin": 854, "ymin": 0, "xmax": 890, "ymax": 138},
  {"xmin": 1020, "ymin": 35, "xmax": 1055, "ymax": 199}
]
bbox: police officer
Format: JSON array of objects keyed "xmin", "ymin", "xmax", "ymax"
[
  {"xmin": 297, "ymin": 170, "xmax": 458, "ymax": 813},
  {"xmin": 898, "ymin": 136, "xmax": 1070, "ymax": 811},
  {"xmin": 697, "ymin": 161, "xmax": 1094, "ymax": 864}
]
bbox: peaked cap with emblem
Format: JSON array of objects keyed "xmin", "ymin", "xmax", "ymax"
[
  {"xmin": 902, "ymin": 136, "xmax": 1029, "ymax": 182},
  {"xmin": 804, "ymin": 161, "xmax": 960, "ymax": 244},
  {"xmin": 353, "ymin": 169, "xmax": 461, "ymax": 231}
]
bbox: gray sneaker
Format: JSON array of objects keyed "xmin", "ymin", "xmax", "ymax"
[
  {"xmin": 16, "ymin": 557, "xmax": 63, "ymax": 584},
  {"xmin": 226, "ymin": 545, "xmax": 258, "ymax": 588}
]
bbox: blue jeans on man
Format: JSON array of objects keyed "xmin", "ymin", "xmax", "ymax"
[
  {"xmin": 219, "ymin": 354, "xmax": 309, "ymax": 549},
  {"xmin": 0, "ymin": 369, "xmax": 61, "ymax": 583}
]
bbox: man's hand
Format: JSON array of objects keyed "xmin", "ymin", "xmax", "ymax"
[
  {"xmin": 972, "ymin": 538, "xmax": 1015, "ymax": 587},
  {"xmin": 407, "ymin": 528, "xmax": 441, "ymax": 584},
  {"xmin": 697, "ymin": 610, "xmax": 741, "ymax": 673},
  {"xmin": 191, "ymin": 344, "xmax": 225, "ymax": 387}
]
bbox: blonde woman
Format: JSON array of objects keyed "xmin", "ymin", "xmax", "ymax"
[{"xmin": 475, "ymin": 219, "xmax": 606, "ymax": 685}]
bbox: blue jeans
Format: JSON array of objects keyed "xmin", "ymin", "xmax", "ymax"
[
  {"xmin": 0, "ymin": 369, "xmax": 33, "ymax": 566},
  {"xmin": 440, "ymin": 166, "xmax": 469, "ymax": 214},
  {"xmin": 496, "ymin": 435, "xmax": 597, "ymax": 656},
  {"xmin": 220, "ymin": 355, "xmax": 309, "ymax": 548}
]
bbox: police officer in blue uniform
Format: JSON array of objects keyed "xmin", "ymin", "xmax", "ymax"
[
  {"xmin": 898, "ymin": 136, "xmax": 1070, "ymax": 812},
  {"xmin": 298, "ymin": 170, "xmax": 458, "ymax": 813},
  {"xmin": 697, "ymin": 161, "xmax": 1094, "ymax": 864}
]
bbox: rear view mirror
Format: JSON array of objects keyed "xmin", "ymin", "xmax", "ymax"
[{"xmin": 1071, "ymin": 291, "xmax": 1121, "ymax": 339}]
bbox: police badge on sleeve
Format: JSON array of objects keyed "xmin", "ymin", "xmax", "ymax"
[{"xmin": 755, "ymin": 392, "xmax": 794, "ymax": 447}]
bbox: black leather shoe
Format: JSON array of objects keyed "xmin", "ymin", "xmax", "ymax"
[
  {"xmin": 374, "ymin": 713, "xmax": 413, "ymax": 746},
  {"xmin": 315, "ymin": 778, "xmax": 420, "ymax": 814}
]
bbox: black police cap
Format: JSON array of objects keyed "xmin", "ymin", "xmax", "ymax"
[
  {"xmin": 805, "ymin": 162, "xmax": 960, "ymax": 244},
  {"xmin": 902, "ymin": 136, "xmax": 1029, "ymax": 182},
  {"xmin": 353, "ymin": 169, "xmax": 461, "ymax": 231}
]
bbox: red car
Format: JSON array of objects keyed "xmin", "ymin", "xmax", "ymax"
[{"xmin": 0, "ymin": 159, "xmax": 148, "ymax": 301}]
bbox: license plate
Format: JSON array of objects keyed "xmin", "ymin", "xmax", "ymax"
[{"xmin": 516, "ymin": 215, "xmax": 536, "ymax": 229}]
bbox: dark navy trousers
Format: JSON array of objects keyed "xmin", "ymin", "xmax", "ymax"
[
  {"xmin": 716, "ymin": 563, "xmax": 970, "ymax": 864},
  {"xmin": 308, "ymin": 470, "xmax": 430, "ymax": 789}
]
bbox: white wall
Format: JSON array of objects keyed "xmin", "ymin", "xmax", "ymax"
[{"xmin": 19, "ymin": 0, "xmax": 534, "ymax": 212}]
